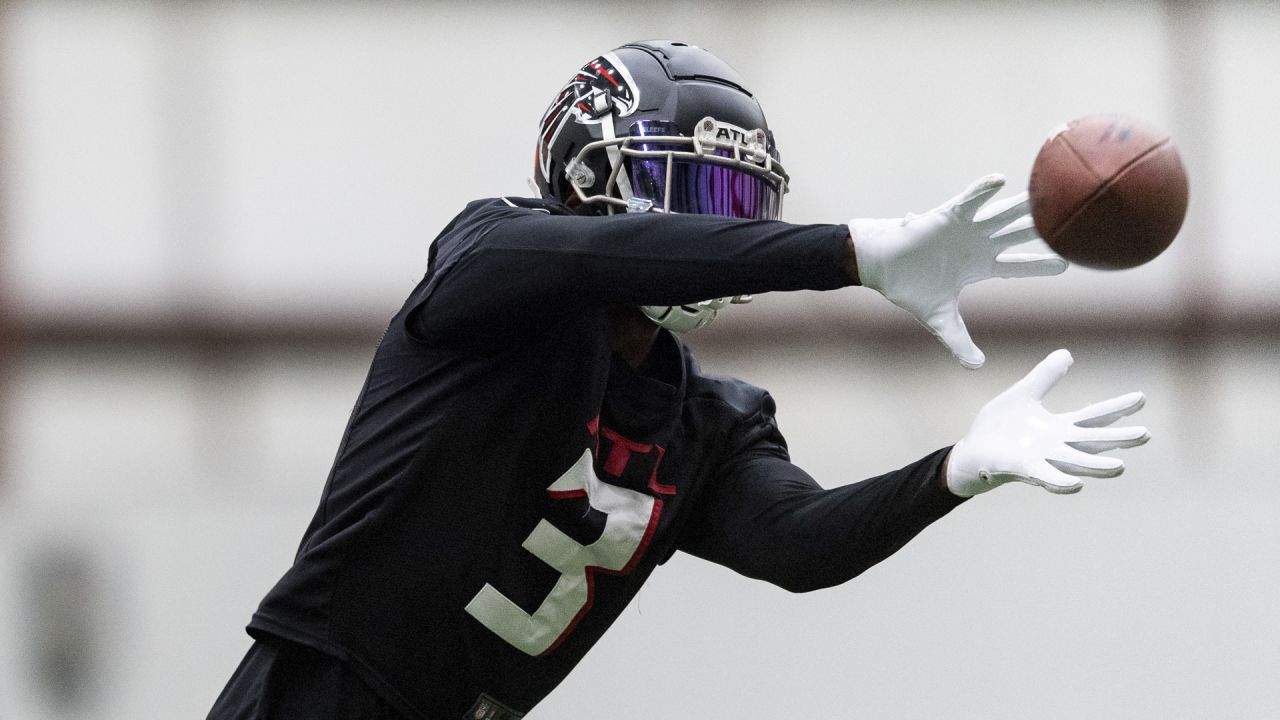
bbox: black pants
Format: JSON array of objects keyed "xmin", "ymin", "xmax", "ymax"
[{"xmin": 208, "ymin": 638, "xmax": 401, "ymax": 720}]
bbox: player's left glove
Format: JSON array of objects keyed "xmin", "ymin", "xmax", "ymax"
[
  {"xmin": 945, "ymin": 349, "xmax": 1150, "ymax": 497},
  {"xmin": 850, "ymin": 174, "xmax": 1067, "ymax": 369}
]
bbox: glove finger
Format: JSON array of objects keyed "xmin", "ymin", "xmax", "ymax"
[
  {"xmin": 993, "ymin": 253, "xmax": 1069, "ymax": 279},
  {"xmin": 1016, "ymin": 349, "xmax": 1073, "ymax": 400},
  {"xmin": 925, "ymin": 304, "xmax": 985, "ymax": 369},
  {"xmin": 1069, "ymin": 391, "xmax": 1146, "ymax": 427},
  {"xmin": 952, "ymin": 174, "xmax": 1007, "ymax": 221},
  {"xmin": 975, "ymin": 190, "xmax": 1030, "ymax": 226},
  {"xmin": 1047, "ymin": 447, "xmax": 1125, "ymax": 478},
  {"xmin": 1023, "ymin": 460, "xmax": 1085, "ymax": 494},
  {"xmin": 1067, "ymin": 425, "xmax": 1151, "ymax": 453},
  {"xmin": 990, "ymin": 215, "xmax": 1041, "ymax": 248}
]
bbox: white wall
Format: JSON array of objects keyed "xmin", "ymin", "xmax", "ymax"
[
  {"xmin": 1, "ymin": 1, "xmax": 1277, "ymax": 719},
  {"xmin": 6, "ymin": 1, "xmax": 1280, "ymax": 327}
]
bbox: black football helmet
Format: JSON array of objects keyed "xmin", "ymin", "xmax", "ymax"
[
  {"xmin": 533, "ymin": 41, "xmax": 787, "ymax": 332},
  {"xmin": 534, "ymin": 40, "xmax": 788, "ymax": 221}
]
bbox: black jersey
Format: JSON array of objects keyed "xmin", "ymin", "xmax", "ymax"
[{"xmin": 247, "ymin": 197, "xmax": 964, "ymax": 719}]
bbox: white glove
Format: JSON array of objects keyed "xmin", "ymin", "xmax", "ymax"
[
  {"xmin": 946, "ymin": 349, "xmax": 1150, "ymax": 497},
  {"xmin": 850, "ymin": 174, "xmax": 1068, "ymax": 369}
]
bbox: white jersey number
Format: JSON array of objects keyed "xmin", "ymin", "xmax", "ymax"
[{"xmin": 464, "ymin": 447, "xmax": 660, "ymax": 656}]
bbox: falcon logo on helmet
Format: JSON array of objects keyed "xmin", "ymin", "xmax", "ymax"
[{"xmin": 537, "ymin": 53, "xmax": 641, "ymax": 184}]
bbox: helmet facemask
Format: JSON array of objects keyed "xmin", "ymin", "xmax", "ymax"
[{"xmin": 563, "ymin": 116, "xmax": 788, "ymax": 221}]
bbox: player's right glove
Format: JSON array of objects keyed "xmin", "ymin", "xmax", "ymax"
[
  {"xmin": 945, "ymin": 349, "xmax": 1150, "ymax": 497},
  {"xmin": 850, "ymin": 174, "xmax": 1068, "ymax": 369}
]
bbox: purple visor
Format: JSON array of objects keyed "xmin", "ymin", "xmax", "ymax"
[{"xmin": 624, "ymin": 120, "xmax": 783, "ymax": 221}]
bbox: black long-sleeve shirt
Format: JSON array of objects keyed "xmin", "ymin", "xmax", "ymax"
[{"xmin": 248, "ymin": 197, "xmax": 964, "ymax": 719}]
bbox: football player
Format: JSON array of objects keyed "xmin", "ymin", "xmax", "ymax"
[{"xmin": 209, "ymin": 41, "xmax": 1150, "ymax": 720}]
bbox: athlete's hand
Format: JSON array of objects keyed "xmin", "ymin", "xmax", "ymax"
[
  {"xmin": 945, "ymin": 349, "xmax": 1150, "ymax": 497},
  {"xmin": 849, "ymin": 174, "xmax": 1067, "ymax": 369}
]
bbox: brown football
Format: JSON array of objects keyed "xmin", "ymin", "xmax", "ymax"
[{"xmin": 1028, "ymin": 114, "xmax": 1189, "ymax": 270}]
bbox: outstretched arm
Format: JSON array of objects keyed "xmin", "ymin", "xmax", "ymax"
[
  {"xmin": 679, "ymin": 351, "xmax": 1149, "ymax": 593},
  {"xmin": 415, "ymin": 202, "xmax": 853, "ymax": 338},
  {"xmin": 680, "ymin": 448, "xmax": 962, "ymax": 593},
  {"xmin": 677, "ymin": 397, "xmax": 963, "ymax": 594}
]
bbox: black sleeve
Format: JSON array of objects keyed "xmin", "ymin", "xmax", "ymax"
[
  {"xmin": 412, "ymin": 200, "xmax": 851, "ymax": 337},
  {"xmin": 678, "ymin": 397, "xmax": 966, "ymax": 593}
]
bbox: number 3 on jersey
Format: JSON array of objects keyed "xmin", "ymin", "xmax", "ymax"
[{"xmin": 464, "ymin": 445, "xmax": 662, "ymax": 656}]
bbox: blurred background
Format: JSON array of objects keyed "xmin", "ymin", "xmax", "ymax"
[{"xmin": 0, "ymin": 1, "xmax": 1277, "ymax": 718}]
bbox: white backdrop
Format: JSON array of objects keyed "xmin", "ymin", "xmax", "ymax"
[{"xmin": 1, "ymin": 1, "xmax": 1277, "ymax": 719}]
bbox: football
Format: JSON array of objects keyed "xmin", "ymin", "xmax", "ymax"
[{"xmin": 1028, "ymin": 114, "xmax": 1189, "ymax": 270}]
